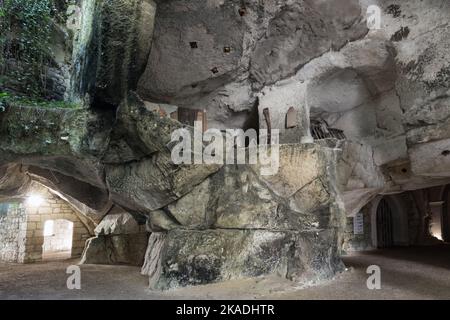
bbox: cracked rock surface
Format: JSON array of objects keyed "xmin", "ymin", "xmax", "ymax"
[{"xmin": 1, "ymin": 0, "xmax": 450, "ymax": 289}]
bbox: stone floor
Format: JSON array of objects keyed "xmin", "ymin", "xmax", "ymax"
[
  {"xmin": 0, "ymin": 245, "xmax": 449, "ymax": 300},
  {"xmin": 42, "ymin": 250, "xmax": 72, "ymax": 261}
]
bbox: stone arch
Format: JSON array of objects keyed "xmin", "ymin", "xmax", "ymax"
[{"xmin": 370, "ymin": 194, "xmax": 409, "ymax": 248}]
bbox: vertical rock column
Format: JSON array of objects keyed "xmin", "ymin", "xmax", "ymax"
[{"xmin": 71, "ymin": 0, "xmax": 157, "ymax": 105}]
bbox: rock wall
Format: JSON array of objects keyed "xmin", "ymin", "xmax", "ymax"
[
  {"xmin": 137, "ymin": 0, "xmax": 366, "ymax": 129},
  {"xmin": 1, "ymin": 0, "xmax": 450, "ymax": 289},
  {"xmin": 134, "ymin": 0, "xmax": 450, "ymax": 218},
  {"xmin": 0, "ymin": 1, "xmax": 74, "ymax": 100},
  {"xmin": 22, "ymin": 188, "xmax": 92, "ymax": 263},
  {"xmin": 141, "ymin": 144, "xmax": 346, "ymax": 289},
  {"xmin": 81, "ymin": 208, "xmax": 149, "ymax": 266},
  {"xmin": 69, "ymin": 0, "xmax": 156, "ymax": 105},
  {"xmin": 343, "ymin": 206, "xmax": 373, "ymax": 253},
  {"xmin": 334, "ymin": 0, "xmax": 450, "ymax": 214},
  {"xmin": 0, "ymin": 202, "xmax": 27, "ymax": 263}
]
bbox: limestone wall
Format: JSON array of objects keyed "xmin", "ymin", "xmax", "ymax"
[
  {"xmin": 23, "ymin": 191, "xmax": 92, "ymax": 263},
  {"xmin": 0, "ymin": 203, "xmax": 27, "ymax": 263},
  {"xmin": 141, "ymin": 144, "xmax": 347, "ymax": 290},
  {"xmin": 81, "ymin": 209, "xmax": 149, "ymax": 266},
  {"xmin": 343, "ymin": 206, "xmax": 373, "ymax": 253}
]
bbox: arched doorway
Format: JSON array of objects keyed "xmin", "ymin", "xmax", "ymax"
[
  {"xmin": 371, "ymin": 195, "xmax": 409, "ymax": 248},
  {"xmin": 376, "ymin": 198, "xmax": 395, "ymax": 248},
  {"xmin": 42, "ymin": 219, "xmax": 74, "ymax": 261}
]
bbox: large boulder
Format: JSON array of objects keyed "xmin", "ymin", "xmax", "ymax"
[
  {"xmin": 142, "ymin": 229, "xmax": 343, "ymax": 290},
  {"xmin": 141, "ymin": 144, "xmax": 346, "ymax": 289},
  {"xmin": 81, "ymin": 208, "xmax": 148, "ymax": 266},
  {"xmin": 80, "ymin": 233, "xmax": 149, "ymax": 266},
  {"xmin": 104, "ymin": 94, "xmax": 222, "ymax": 213},
  {"xmin": 94, "ymin": 208, "xmax": 143, "ymax": 235}
]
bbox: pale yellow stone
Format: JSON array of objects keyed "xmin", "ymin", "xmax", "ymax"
[
  {"xmin": 38, "ymin": 207, "xmax": 52, "ymax": 214},
  {"xmin": 28, "ymin": 215, "xmax": 40, "ymax": 222}
]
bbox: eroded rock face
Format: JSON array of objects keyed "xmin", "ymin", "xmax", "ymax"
[
  {"xmin": 143, "ymin": 228, "xmax": 343, "ymax": 290},
  {"xmin": 137, "ymin": 0, "xmax": 367, "ymax": 129},
  {"xmin": 0, "ymin": 94, "xmax": 221, "ymax": 221},
  {"xmin": 72, "ymin": 0, "xmax": 157, "ymax": 105},
  {"xmin": 81, "ymin": 208, "xmax": 148, "ymax": 266},
  {"xmin": 81, "ymin": 233, "xmax": 149, "ymax": 266},
  {"xmin": 94, "ymin": 208, "xmax": 142, "ymax": 235},
  {"xmin": 250, "ymin": 0, "xmax": 366, "ymax": 85},
  {"xmin": 303, "ymin": 1, "xmax": 450, "ymax": 215},
  {"xmin": 2, "ymin": 0, "xmax": 450, "ymax": 290},
  {"xmin": 141, "ymin": 144, "xmax": 345, "ymax": 289}
]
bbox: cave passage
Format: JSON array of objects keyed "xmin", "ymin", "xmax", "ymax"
[
  {"xmin": 0, "ymin": 188, "xmax": 92, "ymax": 264},
  {"xmin": 1, "ymin": 0, "xmax": 450, "ymax": 301},
  {"xmin": 376, "ymin": 198, "xmax": 395, "ymax": 249}
]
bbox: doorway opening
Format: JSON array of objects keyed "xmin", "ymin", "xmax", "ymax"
[
  {"xmin": 376, "ymin": 198, "xmax": 395, "ymax": 248},
  {"xmin": 42, "ymin": 219, "xmax": 73, "ymax": 261},
  {"xmin": 443, "ymin": 186, "xmax": 450, "ymax": 243}
]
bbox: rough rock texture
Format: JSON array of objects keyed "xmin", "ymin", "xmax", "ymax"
[
  {"xmin": 332, "ymin": 0, "xmax": 450, "ymax": 215},
  {"xmin": 0, "ymin": 93, "xmax": 220, "ymax": 223},
  {"xmin": 137, "ymin": 0, "xmax": 367, "ymax": 129},
  {"xmin": 142, "ymin": 144, "xmax": 346, "ymax": 289},
  {"xmin": 135, "ymin": 0, "xmax": 450, "ymax": 220},
  {"xmin": 81, "ymin": 208, "xmax": 149, "ymax": 266},
  {"xmin": 0, "ymin": 203, "xmax": 26, "ymax": 263},
  {"xmin": 72, "ymin": 0, "xmax": 157, "ymax": 104},
  {"xmin": 144, "ymin": 228, "xmax": 342, "ymax": 290},
  {"xmin": 0, "ymin": 105, "xmax": 113, "ymax": 223},
  {"xmin": 81, "ymin": 233, "xmax": 149, "ymax": 266},
  {"xmin": 1, "ymin": 0, "xmax": 450, "ymax": 289},
  {"xmin": 94, "ymin": 208, "xmax": 143, "ymax": 236},
  {"xmin": 103, "ymin": 94, "xmax": 222, "ymax": 213}
]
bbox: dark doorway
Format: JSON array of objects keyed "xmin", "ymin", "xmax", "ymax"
[
  {"xmin": 377, "ymin": 198, "xmax": 394, "ymax": 248},
  {"xmin": 443, "ymin": 186, "xmax": 450, "ymax": 243}
]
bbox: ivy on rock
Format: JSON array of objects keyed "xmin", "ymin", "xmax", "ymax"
[{"xmin": 0, "ymin": 0, "xmax": 58, "ymax": 99}]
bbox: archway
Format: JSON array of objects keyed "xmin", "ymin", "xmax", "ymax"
[
  {"xmin": 370, "ymin": 195, "xmax": 409, "ymax": 248},
  {"xmin": 376, "ymin": 198, "xmax": 394, "ymax": 248},
  {"xmin": 42, "ymin": 219, "xmax": 73, "ymax": 261}
]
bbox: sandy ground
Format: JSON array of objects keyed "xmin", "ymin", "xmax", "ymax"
[{"xmin": 1, "ymin": 245, "xmax": 450, "ymax": 300}]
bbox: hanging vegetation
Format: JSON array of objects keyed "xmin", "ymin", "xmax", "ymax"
[{"xmin": 0, "ymin": 0, "xmax": 56, "ymax": 98}]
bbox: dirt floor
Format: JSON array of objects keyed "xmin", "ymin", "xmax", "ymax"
[{"xmin": 1, "ymin": 245, "xmax": 450, "ymax": 300}]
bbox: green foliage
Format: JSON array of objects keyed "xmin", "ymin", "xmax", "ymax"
[
  {"xmin": 0, "ymin": 0, "xmax": 56, "ymax": 98},
  {"xmin": 0, "ymin": 91, "xmax": 80, "ymax": 109}
]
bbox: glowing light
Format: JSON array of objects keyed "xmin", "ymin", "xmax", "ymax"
[
  {"xmin": 432, "ymin": 230, "xmax": 443, "ymax": 241},
  {"xmin": 43, "ymin": 220, "xmax": 54, "ymax": 237},
  {"xmin": 26, "ymin": 194, "xmax": 45, "ymax": 207}
]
